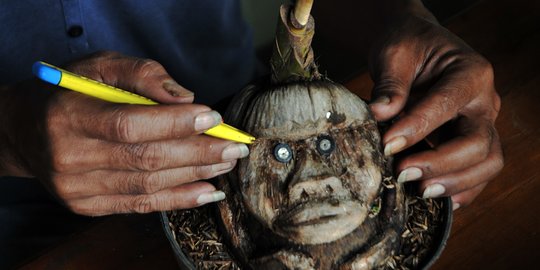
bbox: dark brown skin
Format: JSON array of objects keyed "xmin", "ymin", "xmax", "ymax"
[
  {"xmin": 314, "ymin": 0, "xmax": 503, "ymax": 209},
  {"xmin": 0, "ymin": 0, "xmax": 502, "ymax": 215},
  {"xmin": 0, "ymin": 52, "xmax": 249, "ymax": 216}
]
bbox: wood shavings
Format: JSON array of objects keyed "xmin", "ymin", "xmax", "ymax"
[
  {"xmin": 167, "ymin": 206, "xmax": 240, "ymax": 270},
  {"xmin": 167, "ymin": 195, "xmax": 445, "ymax": 270},
  {"xmin": 381, "ymin": 196, "xmax": 444, "ymax": 270}
]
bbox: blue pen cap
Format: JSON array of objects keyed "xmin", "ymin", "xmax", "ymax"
[{"xmin": 32, "ymin": 61, "xmax": 62, "ymax": 85}]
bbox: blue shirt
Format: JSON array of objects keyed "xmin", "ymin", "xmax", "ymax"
[
  {"xmin": 0, "ymin": 1, "xmax": 256, "ymax": 267},
  {"xmin": 1, "ymin": 0, "xmax": 256, "ymax": 105}
]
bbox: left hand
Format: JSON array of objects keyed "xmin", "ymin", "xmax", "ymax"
[{"xmin": 367, "ymin": 12, "xmax": 503, "ymax": 209}]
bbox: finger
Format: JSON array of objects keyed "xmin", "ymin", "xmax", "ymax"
[
  {"xmin": 382, "ymin": 62, "xmax": 484, "ymax": 155},
  {"xmin": 105, "ymin": 137, "xmax": 248, "ymax": 171},
  {"xmin": 396, "ymin": 117, "xmax": 496, "ymax": 181},
  {"xmin": 369, "ymin": 44, "xmax": 417, "ymax": 121},
  {"xmin": 67, "ymin": 181, "xmax": 225, "ymax": 216},
  {"xmin": 55, "ymin": 161, "xmax": 236, "ymax": 199},
  {"xmin": 451, "ymin": 182, "xmax": 488, "ymax": 210},
  {"xmin": 54, "ymin": 134, "xmax": 248, "ymax": 173},
  {"xmin": 67, "ymin": 51, "xmax": 194, "ymax": 104},
  {"xmin": 79, "ymin": 101, "xmax": 223, "ymax": 143},
  {"xmin": 419, "ymin": 140, "xmax": 503, "ymax": 198}
]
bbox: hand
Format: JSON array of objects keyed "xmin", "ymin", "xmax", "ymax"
[
  {"xmin": 368, "ymin": 13, "xmax": 503, "ymax": 209},
  {"xmin": 0, "ymin": 51, "xmax": 249, "ymax": 216}
]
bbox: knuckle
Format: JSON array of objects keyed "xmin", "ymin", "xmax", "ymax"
[
  {"xmin": 51, "ymin": 155, "xmax": 73, "ymax": 173},
  {"xmin": 140, "ymin": 173, "xmax": 163, "ymax": 194},
  {"xmin": 123, "ymin": 172, "xmax": 157, "ymax": 194},
  {"xmin": 437, "ymin": 89, "xmax": 459, "ymax": 114},
  {"xmin": 475, "ymin": 57, "xmax": 495, "ymax": 83},
  {"xmin": 140, "ymin": 174, "xmax": 161, "ymax": 194},
  {"xmin": 111, "ymin": 109, "xmax": 137, "ymax": 142},
  {"xmin": 374, "ymin": 76, "xmax": 408, "ymax": 96},
  {"xmin": 482, "ymin": 90, "xmax": 502, "ymax": 121},
  {"xmin": 192, "ymin": 165, "xmax": 215, "ymax": 180},
  {"xmin": 131, "ymin": 196, "xmax": 155, "ymax": 214},
  {"xmin": 133, "ymin": 59, "xmax": 165, "ymax": 78},
  {"xmin": 474, "ymin": 130, "xmax": 494, "ymax": 161},
  {"xmin": 409, "ymin": 112, "xmax": 432, "ymax": 136},
  {"xmin": 53, "ymin": 176, "xmax": 75, "ymax": 199},
  {"xmin": 492, "ymin": 92, "xmax": 502, "ymax": 116},
  {"xmin": 461, "ymin": 57, "xmax": 499, "ymax": 118},
  {"xmin": 490, "ymin": 151, "xmax": 504, "ymax": 174},
  {"xmin": 195, "ymin": 148, "xmax": 210, "ymax": 165},
  {"xmin": 126, "ymin": 143, "xmax": 165, "ymax": 171}
]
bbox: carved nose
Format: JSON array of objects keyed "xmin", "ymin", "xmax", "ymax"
[
  {"xmin": 289, "ymin": 176, "xmax": 350, "ymax": 204},
  {"xmin": 286, "ymin": 147, "xmax": 345, "ymax": 203}
]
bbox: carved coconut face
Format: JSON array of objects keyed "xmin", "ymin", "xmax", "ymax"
[
  {"xmin": 239, "ymin": 124, "xmax": 382, "ymax": 244},
  {"xmin": 231, "ymin": 82, "xmax": 384, "ymax": 245}
]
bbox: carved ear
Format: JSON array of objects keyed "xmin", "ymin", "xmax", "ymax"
[{"xmin": 215, "ymin": 171, "xmax": 254, "ymax": 261}]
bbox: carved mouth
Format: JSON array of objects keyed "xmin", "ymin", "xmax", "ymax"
[
  {"xmin": 272, "ymin": 200, "xmax": 366, "ymax": 244},
  {"xmin": 267, "ymin": 175, "xmax": 370, "ymax": 244},
  {"xmin": 276, "ymin": 198, "xmax": 356, "ymax": 226}
]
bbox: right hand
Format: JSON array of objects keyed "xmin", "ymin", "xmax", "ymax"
[
  {"xmin": 0, "ymin": 52, "xmax": 249, "ymax": 216},
  {"xmin": 366, "ymin": 13, "xmax": 503, "ymax": 209}
]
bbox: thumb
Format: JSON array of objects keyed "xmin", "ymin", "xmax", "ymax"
[
  {"xmin": 67, "ymin": 51, "xmax": 194, "ymax": 104},
  {"xmin": 368, "ymin": 47, "xmax": 416, "ymax": 121}
]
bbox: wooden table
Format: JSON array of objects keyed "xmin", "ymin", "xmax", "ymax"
[{"xmin": 21, "ymin": 0, "xmax": 540, "ymax": 269}]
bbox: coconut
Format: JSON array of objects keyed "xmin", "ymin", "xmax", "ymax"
[{"xmin": 214, "ymin": 2, "xmax": 407, "ymax": 269}]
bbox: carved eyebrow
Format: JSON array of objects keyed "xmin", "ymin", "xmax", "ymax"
[{"xmin": 251, "ymin": 122, "xmax": 376, "ymax": 145}]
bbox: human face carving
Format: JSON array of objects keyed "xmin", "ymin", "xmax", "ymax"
[
  {"xmin": 216, "ymin": 82, "xmax": 404, "ymax": 269},
  {"xmin": 238, "ymin": 123, "xmax": 382, "ymax": 245}
]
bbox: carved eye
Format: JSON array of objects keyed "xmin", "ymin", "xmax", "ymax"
[
  {"xmin": 316, "ymin": 135, "xmax": 335, "ymax": 155},
  {"xmin": 274, "ymin": 143, "xmax": 293, "ymax": 163}
]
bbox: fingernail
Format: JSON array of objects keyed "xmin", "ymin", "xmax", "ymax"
[
  {"xmin": 453, "ymin": 202, "xmax": 461, "ymax": 211},
  {"xmin": 221, "ymin": 144, "xmax": 249, "ymax": 161},
  {"xmin": 194, "ymin": 111, "xmax": 222, "ymax": 132},
  {"xmin": 196, "ymin": 190, "xmax": 226, "ymax": 205},
  {"xmin": 163, "ymin": 81, "xmax": 193, "ymax": 97},
  {"xmin": 370, "ymin": 96, "xmax": 390, "ymax": 106},
  {"xmin": 423, "ymin": 184, "xmax": 446, "ymax": 198},
  {"xmin": 384, "ymin": 136, "xmax": 407, "ymax": 156},
  {"xmin": 397, "ymin": 167, "xmax": 423, "ymax": 183}
]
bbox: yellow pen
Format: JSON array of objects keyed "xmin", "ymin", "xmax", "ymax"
[{"xmin": 32, "ymin": 61, "xmax": 255, "ymax": 144}]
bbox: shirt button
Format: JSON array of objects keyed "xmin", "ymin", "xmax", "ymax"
[{"xmin": 67, "ymin": 25, "xmax": 84, "ymax": 37}]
